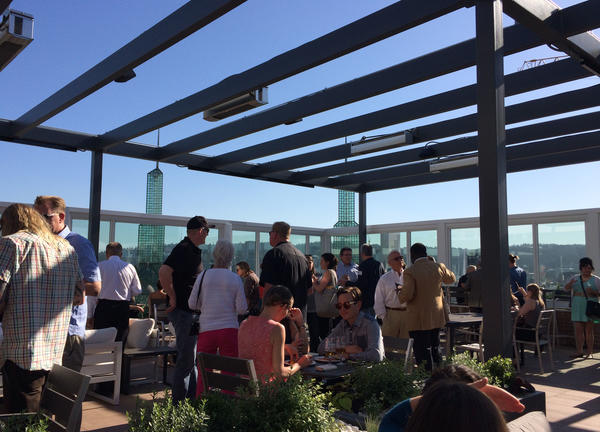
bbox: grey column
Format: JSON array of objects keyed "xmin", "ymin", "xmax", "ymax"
[
  {"xmin": 88, "ymin": 151, "xmax": 103, "ymax": 258},
  {"xmin": 358, "ymin": 191, "xmax": 367, "ymax": 248},
  {"xmin": 476, "ymin": 0, "xmax": 512, "ymax": 358}
]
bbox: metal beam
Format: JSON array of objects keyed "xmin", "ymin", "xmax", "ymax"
[
  {"xmin": 358, "ymin": 192, "xmax": 367, "ymax": 248},
  {"xmin": 504, "ymin": 0, "xmax": 600, "ymax": 76},
  {"xmin": 91, "ymin": 0, "xmax": 465, "ymax": 151},
  {"xmin": 172, "ymin": 1, "xmax": 600, "ymax": 167},
  {"xmin": 316, "ymin": 109, "xmax": 600, "ymax": 186},
  {"xmin": 359, "ymin": 131, "xmax": 600, "ymax": 191},
  {"xmin": 88, "ymin": 151, "xmax": 103, "ymax": 257},
  {"xmin": 256, "ymin": 82, "xmax": 600, "ymax": 177},
  {"xmin": 476, "ymin": 0, "xmax": 512, "ymax": 359},
  {"xmin": 329, "ymin": 129, "xmax": 600, "ymax": 189},
  {"xmin": 0, "ymin": 1, "xmax": 12, "ymax": 13},
  {"xmin": 12, "ymin": 0, "xmax": 247, "ymax": 137}
]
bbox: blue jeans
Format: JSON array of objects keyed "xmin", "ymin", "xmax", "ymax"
[{"xmin": 168, "ymin": 308, "xmax": 198, "ymax": 402}]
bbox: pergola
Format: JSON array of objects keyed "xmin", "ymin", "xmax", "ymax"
[{"xmin": 1, "ymin": 0, "xmax": 599, "ymax": 357}]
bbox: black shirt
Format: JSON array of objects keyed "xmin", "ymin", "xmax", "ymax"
[
  {"xmin": 259, "ymin": 241, "xmax": 311, "ymax": 310},
  {"xmin": 163, "ymin": 236, "xmax": 202, "ymax": 312},
  {"xmin": 354, "ymin": 257, "xmax": 385, "ymax": 310}
]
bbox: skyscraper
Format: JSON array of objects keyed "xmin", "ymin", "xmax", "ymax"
[
  {"xmin": 332, "ymin": 190, "xmax": 359, "ymax": 260},
  {"xmin": 137, "ymin": 164, "xmax": 165, "ymax": 288}
]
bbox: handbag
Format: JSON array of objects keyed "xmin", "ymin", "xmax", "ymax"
[
  {"xmin": 315, "ymin": 270, "xmax": 339, "ymax": 318},
  {"xmin": 189, "ymin": 270, "xmax": 208, "ymax": 335},
  {"xmin": 580, "ymin": 277, "xmax": 600, "ymax": 320}
]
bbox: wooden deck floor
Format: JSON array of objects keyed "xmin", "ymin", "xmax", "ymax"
[{"xmin": 79, "ymin": 349, "xmax": 600, "ymax": 432}]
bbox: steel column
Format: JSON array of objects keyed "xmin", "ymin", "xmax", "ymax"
[
  {"xmin": 88, "ymin": 151, "xmax": 103, "ymax": 258},
  {"xmin": 476, "ymin": 0, "xmax": 512, "ymax": 358},
  {"xmin": 358, "ymin": 192, "xmax": 367, "ymax": 249}
]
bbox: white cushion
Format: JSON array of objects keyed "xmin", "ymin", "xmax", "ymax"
[
  {"xmin": 85, "ymin": 327, "xmax": 117, "ymax": 344},
  {"xmin": 126, "ymin": 318, "xmax": 155, "ymax": 349}
]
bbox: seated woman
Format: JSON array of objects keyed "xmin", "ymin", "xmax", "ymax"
[
  {"xmin": 238, "ymin": 285, "xmax": 312, "ymax": 380},
  {"xmin": 514, "ymin": 283, "xmax": 545, "ymax": 365}
]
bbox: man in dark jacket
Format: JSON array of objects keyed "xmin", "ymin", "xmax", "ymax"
[{"xmin": 353, "ymin": 243, "xmax": 385, "ymax": 317}]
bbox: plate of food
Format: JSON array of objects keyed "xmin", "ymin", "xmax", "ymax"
[{"xmin": 314, "ymin": 355, "xmax": 341, "ymax": 363}]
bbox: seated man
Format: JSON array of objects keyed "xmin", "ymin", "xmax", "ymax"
[{"xmin": 317, "ymin": 286, "xmax": 384, "ymax": 362}]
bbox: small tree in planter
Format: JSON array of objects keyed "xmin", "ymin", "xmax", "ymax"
[
  {"xmin": 128, "ymin": 392, "xmax": 209, "ymax": 432},
  {"xmin": 0, "ymin": 414, "xmax": 49, "ymax": 432}
]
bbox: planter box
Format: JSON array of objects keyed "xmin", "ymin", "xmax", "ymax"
[{"xmin": 504, "ymin": 391, "xmax": 546, "ymax": 422}]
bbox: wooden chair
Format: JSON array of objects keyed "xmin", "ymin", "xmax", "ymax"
[
  {"xmin": 0, "ymin": 364, "xmax": 91, "ymax": 432},
  {"xmin": 197, "ymin": 353, "xmax": 258, "ymax": 395},
  {"xmin": 383, "ymin": 336, "xmax": 414, "ymax": 372},
  {"xmin": 455, "ymin": 321, "xmax": 484, "ymax": 362},
  {"xmin": 513, "ymin": 309, "xmax": 554, "ymax": 373},
  {"xmin": 81, "ymin": 340, "xmax": 123, "ymax": 405}
]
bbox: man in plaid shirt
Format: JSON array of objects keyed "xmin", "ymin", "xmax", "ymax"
[{"xmin": 0, "ymin": 204, "xmax": 83, "ymax": 412}]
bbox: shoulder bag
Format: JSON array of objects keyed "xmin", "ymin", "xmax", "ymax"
[
  {"xmin": 581, "ymin": 276, "xmax": 600, "ymax": 320},
  {"xmin": 189, "ymin": 269, "xmax": 208, "ymax": 335},
  {"xmin": 315, "ymin": 270, "xmax": 339, "ymax": 318}
]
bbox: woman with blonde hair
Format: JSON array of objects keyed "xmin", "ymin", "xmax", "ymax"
[
  {"xmin": 514, "ymin": 283, "xmax": 545, "ymax": 365},
  {"xmin": 0, "ymin": 204, "xmax": 82, "ymax": 413}
]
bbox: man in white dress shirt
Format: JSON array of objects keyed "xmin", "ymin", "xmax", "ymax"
[
  {"xmin": 94, "ymin": 242, "xmax": 142, "ymax": 342},
  {"xmin": 374, "ymin": 250, "xmax": 408, "ymax": 338}
]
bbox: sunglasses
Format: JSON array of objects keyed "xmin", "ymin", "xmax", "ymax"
[
  {"xmin": 392, "ymin": 256, "xmax": 404, "ymax": 261},
  {"xmin": 42, "ymin": 213, "xmax": 58, "ymax": 220},
  {"xmin": 335, "ymin": 300, "xmax": 358, "ymax": 310},
  {"xmin": 280, "ymin": 303, "xmax": 292, "ymax": 311}
]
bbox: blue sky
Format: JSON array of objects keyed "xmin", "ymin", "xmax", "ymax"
[{"xmin": 1, "ymin": 0, "xmax": 598, "ymax": 228}]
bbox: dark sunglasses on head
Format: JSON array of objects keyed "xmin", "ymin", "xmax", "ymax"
[{"xmin": 335, "ymin": 300, "xmax": 358, "ymax": 310}]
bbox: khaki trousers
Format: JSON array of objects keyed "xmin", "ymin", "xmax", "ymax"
[{"xmin": 382, "ymin": 308, "xmax": 409, "ymax": 338}]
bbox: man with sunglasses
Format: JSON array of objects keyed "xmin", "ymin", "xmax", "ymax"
[
  {"xmin": 33, "ymin": 195, "xmax": 101, "ymax": 372},
  {"xmin": 317, "ymin": 286, "xmax": 384, "ymax": 362},
  {"xmin": 374, "ymin": 251, "xmax": 408, "ymax": 338},
  {"xmin": 159, "ymin": 215, "xmax": 213, "ymax": 402}
]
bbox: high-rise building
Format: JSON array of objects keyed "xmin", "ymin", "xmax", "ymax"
[
  {"xmin": 137, "ymin": 165, "xmax": 165, "ymax": 288},
  {"xmin": 332, "ymin": 190, "xmax": 359, "ymax": 260}
]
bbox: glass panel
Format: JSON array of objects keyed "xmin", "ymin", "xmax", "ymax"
[
  {"xmin": 379, "ymin": 232, "xmax": 407, "ymax": 270},
  {"xmin": 200, "ymin": 229, "xmax": 218, "ymax": 269},
  {"xmin": 71, "ymin": 219, "xmax": 110, "ymax": 260},
  {"xmin": 538, "ymin": 221, "xmax": 586, "ymax": 289},
  {"xmin": 450, "ymin": 227, "xmax": 480, "ymax": 277},
  {"xmin": 508, "ymin": 225, "xmax": 534, "ymax": 283},
  {"xmin": 259, "ymin": 232, "xmax": 271, "ymax": 271},
  {"xmin": 309, "ymin": 235, "xmax": 321, "ymax": 261},
  {"xmin": 367, "ymin": 233, "xmax": 384, "ymax": 267},
  {"xmin": 114, "ymin": 222, "xmax": 140, "ymax": 267},
  {"xmin": 411, "ymin": 230, "xmax": 438, "ymax": 261},
  {"xmin": 290, "ymin": 234, "xmax": 306, "ymax": 254},
  {"xmin": 233, "ymin": 230, "xmax": 257, "ymax": 272}
]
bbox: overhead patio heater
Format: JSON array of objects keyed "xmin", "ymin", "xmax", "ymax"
[
  {"xmin": 429, "ymin": 155, "xmax": 478, "ymax": 172},
  {"xmin": 350, "ymin": 130, "xmax": 414, "ymax": 156},
  {"xmin": 203, "ymin": 87, "xmax": 268, "ymax": 121},
  {"xmin": 0, "ymin": 8, "xmax": 34, "ymax": 72}
]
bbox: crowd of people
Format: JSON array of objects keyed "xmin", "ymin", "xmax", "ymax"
[{"xmin": 1, "ymin": 201, "xmax": 598, "ymax": 431}]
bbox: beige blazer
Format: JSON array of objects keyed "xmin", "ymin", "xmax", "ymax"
[{"xmin": 399, "ymin": 258, "xmax": 456, "ymax": 331}]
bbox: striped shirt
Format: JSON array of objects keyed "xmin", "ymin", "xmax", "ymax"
[{"xmin": 0, "ymin": 231, "xmax": 82, "ymax": 371}]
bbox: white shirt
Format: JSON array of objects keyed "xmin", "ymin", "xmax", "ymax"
[
  {"xmin": 374, "ymin": 269, "xmax": 405, "ymax": 319},
  {"xmin": 188, "ymin": 268, "xmax": 247, "ymax": 333},
  {"xmin": 98, "ymin": 255, "xmax": 142, "ymax": 301}
]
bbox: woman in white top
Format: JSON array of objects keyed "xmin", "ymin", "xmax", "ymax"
[{"xmin": 188, "ymin": 240, "xmax": 247, "ymax": 396}]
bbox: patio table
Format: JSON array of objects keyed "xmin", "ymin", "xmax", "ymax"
[
  {"xmin": 445, "ymin": 312, "xmax": 483, "ymax": 353},
  {"xmin": 301, "ymin": 361, "xmax": 360, "ymax": 385}
]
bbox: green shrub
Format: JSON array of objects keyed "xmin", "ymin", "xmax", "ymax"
[
  {"xmin": 448, "ymin": 352, "xmax": 515, "ymax": 390},
  {"xmin": 331, "ymin": 360, "xmax": 422, "ymax": 416},
  {"xmin": 232, "ymin": 374, "xmax": 338, "ymax": 432},
  {"xmin": 127, "ymin": 393, "xmax": 208, "ymax": 432},
  {"xmin": 0, "ymin": 414, "xmax": 48, "ymax": 432}
]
